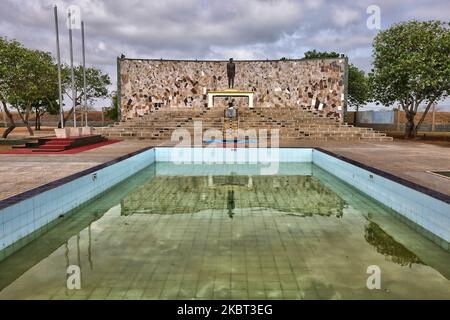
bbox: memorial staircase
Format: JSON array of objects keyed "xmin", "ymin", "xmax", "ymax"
[
  {"xmin": 222, "ymin": 109, "xmax": 240, "ymax": 139},
  {"xmin": 96, "ymin": 107, "xmax": 224, "ymax": 140},
  {"xmin": 96, "ymin": 104, "xmax": 392, "ymax": 142}
]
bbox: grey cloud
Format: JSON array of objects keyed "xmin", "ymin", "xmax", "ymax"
[{"xmin": 0, "ymin": 0, "xmax": 449, "ymax": 108}]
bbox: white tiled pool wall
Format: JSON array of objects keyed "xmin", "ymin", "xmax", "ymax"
[
  {"xmin": 1, "ymin": 146, "xmax": 449, "ymax": 260},
  {"xmin": 0, "ymin": 148, "xmax": 155, "ymax": 258},
  {"xmin": 155, "ymin": 147, "xmax": 312, "ymax": 163},
  {"xmin": 153, "ymin": 162, "xmax": 313, "ymax": 176},
  {"xmin": 312, "ymin": 150, "xmax": 450, "ymax": 250}
]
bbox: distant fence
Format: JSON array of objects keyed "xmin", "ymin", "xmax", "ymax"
[
  {"xmin": 0, "ymin": 120, "xmax": 114, "ymax": 128},
  {"xmin": 348, "ymin": 110, "xmax": 450, "ymax": 132},
  {"xmin": 355, "ymin": 110, "xmax": 394, "ymax": 124},
  {"xmin": 0, "ymin": 111, "xmax": 115, "ymax": 128}
]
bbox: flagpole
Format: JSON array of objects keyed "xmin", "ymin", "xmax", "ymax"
[
  {"xmin": 68, "ymin": 10, "xmax": 77, "ymax": 128},
  {"xmin": 81, "ymin": 21, "xmax": 87, "ymax": 127},
  {"xmin": 54, "ymin": 5, "xmax": 64, "ymax": 128}
]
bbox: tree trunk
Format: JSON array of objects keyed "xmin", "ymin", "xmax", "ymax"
[
  {"xmin": 58, "ymin": 107, "xmax": 74, "ymax": 128},
  {"xmin": 16, "ymin": 104, "xmax": 34, "ymax": 136},
  {"xmin": 413, "ymin": 99, "xmax": 436, "ymax": 136},
  {"xmin": 24, "ymin": 122, "xmax": 34, "ymax": 136},
  {"xmin": 58, "ymin": 93, "xmax": 81, "ymax": 128},
  {"xmin": 0, "ymin": 101, "xmax": 16, "ymax": 138},
  {"xmin": 404, "ymin": 111, "xmax": 416, "ymax": 138},
  {"xmin": 24, "ymin": 110, "xmax": 34, "ymax": 136},
  {"xmin": 35, "ymin": 113, "xmax": 39, "ymax": 131},
  {"xmin": 354, "ymin": 105, "xmax": 359, "ymax": 126},
  {"xmin": 35, "ymin": 111, "xmax": 45, "ymax": 131},
  {"xmin": 2, "ymin": 125, "xmax": 16, "ymax": 138}
]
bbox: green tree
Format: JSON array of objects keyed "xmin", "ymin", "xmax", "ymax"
[
  {"xmin": 61, "ymin": 65, "xmax": 111, "ymax": 127},
  {"xmin": 31, "ymin": 50, "xmax": 59, "ymax": 131},
  {"xmin": 0, "ymin": 37, "xmax": 21, "ymax": 137},
  {"xmin": 348, "ymin": 64, "xmax": 371, "ymax": 125},
  {"xmin": 32, "ymin": 97, "xmax": 59, "ymax": 130},
  {"xmin": 370, "ymin": 20, "xmax": 450, "ymax": 138},
  {"xmin": 0, "ymin": 37, "xmax": 58, "ymax": 137},
  {"xmin": 303, "ymin": 50, "xmax": 340, "ymax": 59},
  {"xmin": 105, "ymin": 91, "xmax": 119, "ymax": 121}
]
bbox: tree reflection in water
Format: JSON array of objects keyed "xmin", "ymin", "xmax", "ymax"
[
  {"xmin": 121, "ymin": 175, "xmax": 347, "ymax": 218},
  {"xmin": 364, "ymin": 221, "xmax": 424, "ymax": 267}
]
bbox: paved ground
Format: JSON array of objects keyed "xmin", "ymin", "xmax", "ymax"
[
  {"xmin": 0, "ymin": 139, "xmax": 449, "ymax": 201},
  {"xmin": 0, "ymin": 141, "xmax": 157, "ymax": 200},
  {"xmin": 325, "ymin": 140, "xmax": 450, "ymax": 196}
]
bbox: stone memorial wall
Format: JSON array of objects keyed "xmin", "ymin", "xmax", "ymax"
[{"xmin": 119, "ymin": 58, "xmax": 346, "ymax": 121}]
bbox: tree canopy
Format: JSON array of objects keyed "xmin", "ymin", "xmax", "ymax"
[
  {"xmin": 105, "ymin": 91, "xmax": 119, "ymax": 121},
  {"xmin": 370, "ymin": 20, "xmax": 450, "ymax": 137},
  {"xmin": 60, "ymin": 65, "xmax": 111, "ymax": 126},
  {"xmin": 62, "ymin": 65, "xmax": 111, "ymax": 105},
  {"xmin": 348, "ymin": 64, "xmax": 371, "ymax": 110},
  {"xmin": 0, "ymin": 37, "xmax": 59, "ymax": 136},
  {"xmin": 0, "ymin": 37, "xmax": 112, "ymax": 135},
  {"xmin": 303, "ymin": 50, "xmax": 340, "ymax": 59}
]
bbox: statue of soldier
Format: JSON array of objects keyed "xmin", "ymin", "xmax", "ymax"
[{"xmin": 227, "ymin": 58, "xmax": 235, "ymax": 89}]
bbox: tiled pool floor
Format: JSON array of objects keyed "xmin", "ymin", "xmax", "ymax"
[{"xmin": 0, "ymin": 163, "xmax": 449, "ymax": 300}]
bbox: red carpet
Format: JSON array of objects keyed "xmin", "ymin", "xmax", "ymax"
[{"xmin": 0, "ymin": 139, "xmax": 121, "ymax": 155}]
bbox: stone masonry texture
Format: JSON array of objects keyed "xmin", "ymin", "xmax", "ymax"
[{"xmin": 119, "ymin": 58, "xmax": 346, "ymax": 121}]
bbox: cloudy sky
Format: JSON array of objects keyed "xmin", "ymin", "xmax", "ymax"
[{"xmin": 1, "ymin": 0, "xmax": 449, "ymax": 109}]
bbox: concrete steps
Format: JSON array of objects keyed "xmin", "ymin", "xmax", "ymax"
[{"xmin": 97, "ymin": 105, "xmax": 393, "ymax": 142}]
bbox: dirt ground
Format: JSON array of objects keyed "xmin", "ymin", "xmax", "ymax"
[{"xmin": 0, "ymin": 126, "xmax": 56, "ymax": 137}]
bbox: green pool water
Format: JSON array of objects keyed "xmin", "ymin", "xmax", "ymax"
[{"xmin": 0, "ymin": 163, "xmax": 449, "ymax": 300}]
